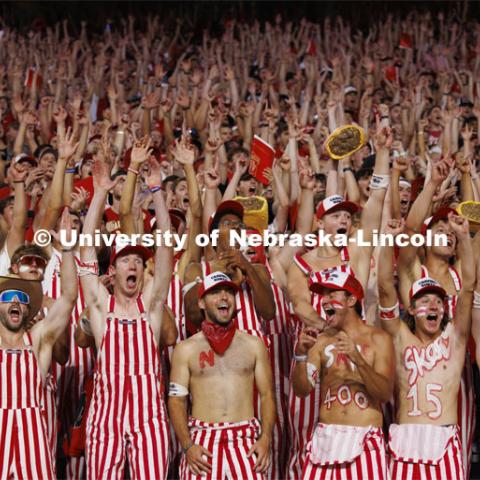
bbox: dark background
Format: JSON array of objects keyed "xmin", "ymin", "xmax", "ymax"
[{"xmin": 0, "ymin": 1, "xmax": 473, "ymax": 35}]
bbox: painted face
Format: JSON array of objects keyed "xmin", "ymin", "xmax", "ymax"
[
  {"xmin": 241, "ymin": 230, "xmax": 266, "ymax": 264},
  {"xmin": 12, "ymin": 255, "xmax": 47, "ymax": 281},
  {"xmin": 410, "ymin": 293, "xmax": 445, "ymax": 337},
  {"xmin": 321, "ymin": 291, "xmax": 350, "ymax": 328}
]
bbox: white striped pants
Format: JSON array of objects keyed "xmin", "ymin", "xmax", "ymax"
[
  {"xmin": 179, "ymin": 418, "xmax": 265, "ymax": 479},
  {"xmin": 0, "ymin": 407, "xmax": 55, "ymax": 479},
  {"xmin": 302, "ymin": 426, "xmax": 387, "ymax": 480},
  {"xmin": 389, "ymin": 427, "xmax": 464, "ymax": 480},
  {"xmin": 267, "ymin": 333, "xmax": 292, "ymax": 479}
]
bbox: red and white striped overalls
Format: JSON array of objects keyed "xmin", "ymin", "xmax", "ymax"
[
  {"xmin": 420, "ymin": 265, "xmax": 475, "ymax": 479},
  {"xmin": 0, "ymin": 332, "xmax": 55, "ymax": 479},
  {"xmin": 164, "ymin": 256, "xmax": 187, "ymax": 474},
  {"xmin": 86, "ymin": 294, "xmax": 169, "ymax": 479},
  {"xmin": 287, "ymin": 249, "xmax": 352, "ymax": 479},
  {"xmin": 43, "ymin": 248, "xmax": 95, "ymax": 479},
  {"xmin": 263, "ymin": 261, "xmax": 294, "ymax": 479}
]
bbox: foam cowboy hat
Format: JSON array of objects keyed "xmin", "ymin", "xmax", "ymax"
[
  {"xmin": 0, "ymin": 275, "xmax": 43, "ymax": 323},
  {"xmin": 324, "ymin": 124, "xmax": 366, "ymax": 160}
]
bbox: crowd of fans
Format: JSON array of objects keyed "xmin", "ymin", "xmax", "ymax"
[{"xmin": 1, "ymin": 4, "xmax": 480, "ymax": 479}]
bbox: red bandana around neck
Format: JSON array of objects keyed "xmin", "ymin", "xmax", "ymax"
[{"xmin": 201, "ymin": 320, "xmax": 237, "ymax": 355}]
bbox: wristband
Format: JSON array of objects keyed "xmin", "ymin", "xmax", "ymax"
[
  {"xmin": 418, "ymin": 131, "xmax": 424, "ymax": 136},
  {"xmin": 77, "ymin": 260, "xmax": 99, "ymax": 277},
  {"xmin": 294, "ymin": 353, "xmax": 308, "ymax": 362},
  {"xmin": 342, "ymin": 167, "xmax": 353, "ymax": 173},
  {"xmin": 369, "ymin": 174, "xmax": 390, "ymax": 190},
  {"xmin": 474, "ymin": 291, "xmax": 480, "ymax": 309},
  {"xmin": 380, "ymin": 116, "xmax": 389, "ymax": 120},
  {"xmin": 183, "ymin": 441, "xmax": 194, "ymax": 453},
  {"xmin": 13, "ymin": 180, "xmax": 25, "ymax": 184},
  {"xmin": 148, "ymin": 185, "xmax": 162, "ymax": 194},
  {"xmin": 65, "ymin": 168, "xmax": 76, "ymax": 174},
  {"xmin": 379, "ymin": 302, "xmax": 400, "ymax": 320},
  {"xmin": 61, "ymin": 247, "xmax": 74, "ymax": 252},
  {"xmin": 128, "ymin": 167, "xmax": 139, "ymax": 175},
  {"xmin": 117, "ymin": 130, "xmax": 125, "ymax": 135},
  {"xmin": 168, "ymin": 382, "xmax": 189, "ymax": 397}
]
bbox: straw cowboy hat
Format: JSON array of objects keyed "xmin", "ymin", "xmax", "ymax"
[{"xmin": 0, "ymin": 275, "xmax": 43, "ymax": 323}]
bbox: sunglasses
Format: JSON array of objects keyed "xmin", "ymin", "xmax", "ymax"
[
  {"xmin": 18, "ymin": 255, "xmax": 47, "ymax": 269},
  {"xmin": 0, "ymin": 290, "xmax": 30, "ymax": 304}
]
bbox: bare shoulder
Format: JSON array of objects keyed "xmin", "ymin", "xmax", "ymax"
[
  {"xmin": 368, "ymin": 325, "xmax": 394, "ymax": 345},
  {"xmin": 173, "ymin": 332, "xmax": 205, "ymax": 356},
  {"xmin": 236, "ymin": 331, "xmax": 267, "ymax": 352}
]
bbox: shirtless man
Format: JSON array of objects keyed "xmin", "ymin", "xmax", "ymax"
[
  {"xmin": 169, "ymin": 271, "xmax": 276, "ymax": 479},
  {"xmin": 378, "ymin": 216, "xmax": 475, "ymax": 479},
  {"xmin": 292, "ymin": 267, "xmax": 394, "ymax": 479},
  {"xmin": 80, "ymin": 144, "xmax": 173, "ymax": 479},
  {"xmin": 286, "ymin": 124, "xmax": 392, "ymax": 477},
  {"xmin": 0, "ymin": 211, "xmax": 78, "ymax": 478}
]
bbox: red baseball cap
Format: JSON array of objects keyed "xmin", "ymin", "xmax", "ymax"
[
  {"xmin": 409, "ymin": 277, "xmax": 447, "ymax": 301},
  {"xmin": 198, "ymin": 272, "xmax": 239, "ymax": 298},
  {"xmin": 316, "ymin": 195, "xmax": 360, "ymax": 219},
  {"xmin": 110, "ymin": 238, "xmax": 153, "ymax": 265},
  {"xmin": 420, "ymin": 206, "xmax": 456, "ymax": 236},
  {"xmin": 208, "ymin": 200, "xmax": 244, "ymax": 232},
  {"xmin": 309, "ymin": 267, "xmax": 364, "ymax": 300}
]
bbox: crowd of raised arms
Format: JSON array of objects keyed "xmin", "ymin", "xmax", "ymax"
[{"xmin": 1, "ymin": 5, "xmax": 480, "ymax": 480}]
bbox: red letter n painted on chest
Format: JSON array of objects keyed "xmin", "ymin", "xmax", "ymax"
[{"xmin": 199, "ymin": 350, "xmax": 215, "ymax": 369}]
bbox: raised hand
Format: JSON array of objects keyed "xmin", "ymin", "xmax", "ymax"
[
  {"xmin": 385, "ymin": 218, "xmax": 405, "ymax": 236},
  {"xmin": 58, "ymin": 127, "xmax": 80, "ymax": 160},
  {"xmin": 296, "ymin": 327, "xmax": 320, "ymax": 355},
  {"xmin": 204, "ymin": 168, "xmax": 221, "ymax": 189},
  {"xmin": 299, "ymin": 167, "xmax": 315, "ymax": 190},
  {"xmin": 448, "ymin": 212, "xmax": 470, "ymax": 239},
  {"xmin": 131, "ymin": 136, "xmax": 153, "ymax": 166}
]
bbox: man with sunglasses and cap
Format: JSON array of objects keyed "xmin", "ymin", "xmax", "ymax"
[
  {"xmin": 169, "ymin": 271, "xmax": 276, "ymax": 479},
  {"xmin": 0, "ymin": 209, "xmax": 78, "ymax": 478},
  {"xmin": 81, "ymin": 149, "xmax": 173, "ymax": 479},
  {"xmin": 378, "ymin": 216, "xmax": 475, "ymax": 479},
  {"xmin": 292, "ymin": 266, "xmax": 394, "ymax": 480}
]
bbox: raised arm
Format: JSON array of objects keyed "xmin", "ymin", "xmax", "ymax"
[
  {"xmin": 378, "ymin": 219, "xmax": 405, "ymax": 337},
  {"xmin": 287, "ymin": 262, "xmax": 325, "ymax": 330},
  {"xmin": 450, "ymin": 214, "xmax": 475, "ymax": 341},
  {"xmin": 80, "ymin": 144, "xmax": 120, "ymax": 336},
  {"xmin": 350, "ymin": 121, "xmax": 392, "ymax": 288},
  {"xmin": 292, "ymin": 328, "xmax": 322, "ymax": 397},
  {"xmin": 142, "ymin": 156, "xmax": 173, "ymax": 342},
  {"xmin": 33, "ymin": 210, "xmax": 78, "ymax": 373}
]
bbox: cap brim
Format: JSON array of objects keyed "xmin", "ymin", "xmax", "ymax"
[
  {"xmin": 411, "ymin": 285, "xmax": 447, "ymax": 301},
  {"xmin": 200, "ymin": 279, "xmax": 239, "ymax": 298},
  {"xmin": 317, "ymin": 200, "xmax": 360, "ymax": 218},
  {"xmin": 110, "ymin": 245, "xmax": 153, "ymax": 265},
  {"xmin": 309, "ymin": 280, "xmax": 364, "ymax": 300}
]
